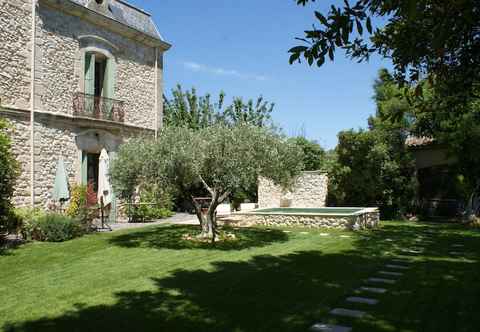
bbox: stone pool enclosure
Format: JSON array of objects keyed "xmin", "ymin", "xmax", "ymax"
[
  {"xmin": 234, "ymin": 207, "xmax": 380, "ymax": 230},
  {"xmin": 243, "ymin": 172, "xmax": 379, "ymax": 230}
]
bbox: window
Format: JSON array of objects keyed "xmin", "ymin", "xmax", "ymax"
[{"xmin": 84, "ymin": 52, "xmax": 116, "ymax": 99}]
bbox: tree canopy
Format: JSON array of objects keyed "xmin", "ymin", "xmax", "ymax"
[
  {"xmin": 164, "ymin": 85, "xmax": 274, "ymax": 129},
  {"xmin": 291, "ymin": 136, "xmax": 326, "ymax": 171},
  {"xmin": 111, "ymin": 125, "xmax": 303, "ymax": 240}
]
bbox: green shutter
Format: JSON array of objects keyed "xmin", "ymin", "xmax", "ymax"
[
  {"xmin": 108, "ymin": 151, "xmax": 117, "ymax": 223},
  {"xmin": 81, "ymin": 152, "xmax": 88, "ymax": 185},
  {"xmin": 84, "ymin": 53, "xmax": 95, "ymax": 95},
  {"xmin": 103, "ymin": 57, "xmax": 116, "ymax": 99}
]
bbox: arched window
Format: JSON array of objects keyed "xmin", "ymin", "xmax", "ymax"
[{"xmin": 84, "ymin": 51, "xmax": 116, "ymax": 99}]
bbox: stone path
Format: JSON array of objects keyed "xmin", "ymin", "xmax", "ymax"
[
  {"xmin": 310, "ymin": 233, "xmax": 419, "ymax": 332},
  {"xmin": 329, "ymin": 308, "xmax": 366, "ymax": 318},
  {"xmin": 107, "ymin": 213, "xmax": 198, "ymax": 232},
  {"xmin": 346, "ymin": 297, "xmax": 378, "ymax": 305}
]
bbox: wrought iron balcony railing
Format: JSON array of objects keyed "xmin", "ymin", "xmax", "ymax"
[{"xmin": 73, "ymin": 92, "xmax": 125, "ymax": 123}]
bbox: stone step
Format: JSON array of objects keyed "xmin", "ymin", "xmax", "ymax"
[
  {"xmin": 452, "ymin": 244, "xmax": 464, "ymax": 248},
  {"xmin": 385, "ymin": 264, "xmax": 409, "ymax": 270},
  {"xmin": 310, "ymin": 323, "xmax": 352, "ymax": 332},
  {"xmin": 367, "ymin": 277, "xmax": 396, "ymax": 284},
  {"xmin": 359, "ymin": 286, "xmax": 387, "ymax": 294},
  {"xmin": 346, "ymin": 296, "xmax": 379, "ymax": 305},
  {"xmin": 379, "ymin": 271, "xmax": 403, "ymax": 277},
  {"xmin": 330, "ymin": 308, "xmax": 366, "ymax": 318}
]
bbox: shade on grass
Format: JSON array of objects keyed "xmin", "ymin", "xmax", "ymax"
[{"xmin": 1, "ymin": 222, "xmax": 479, "ymax": 332}]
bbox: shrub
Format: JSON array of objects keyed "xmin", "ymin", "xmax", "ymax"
[
  {"xmin": 35, "ymin": 214, "xmax": 83, "ymax": 242},
  {"xmin": 15, "ymin": 207, "xmax": 47, "ymax": 241},
  {"xmin": 0, "ymin": 117, "xmax": 20, "ymax": 236},
  {"xmin": 66, "ymin": 184, "xmax": 97, "ymax": 232}
]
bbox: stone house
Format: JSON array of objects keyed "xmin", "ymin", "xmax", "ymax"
[
  {"xmin": 0, "ymin": 0, "xmax": 171, "ymax": 221},
  {"xmin": 406, "ymin": 136, "xmax": 462, "ymax": 217}
]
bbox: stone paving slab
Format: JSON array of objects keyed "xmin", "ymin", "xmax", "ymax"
[
  {"xmin": 400, "ymin": 249, "xmax": 423, "ymax": 254},
  {"xmin": 379, "ymin": 271, "xmax": 403, "ymax": 277},
  {"xmin": 359, "ymin": 286, "xmax": 387, "ymax": 294},
  {"xmin": 346, "ymin": 296, "xmax": 379, "ymax": 305},
  {"xmin": 452, "ymin": 244, "xmax": 465, "ymax": 248},
  {"xmin": 310, "ymin": 323, "xmax": 352, "ymax": 332},
  {"xmin": 330, "ymin": 308, "xmax": 366, "ymax": 318},
  {"xmin": 386, "ymin": 264, "xmax": 410, "ymax": 270},
  {"xmin": 368, "ymin": 277, "xmax": 396, "ymax": 284},
  {"xmin": 319, "ymin": 233, "xmax": 330, "ymax": 236},
  {"xmin": 391, "ymin": 258, "xmax": 410, "ymax": 263},
  {"xmin": 449, "ymin": 251, "xmax": 463, "ymax": 255}
]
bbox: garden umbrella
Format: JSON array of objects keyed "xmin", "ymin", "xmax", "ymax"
[
  {"xmin": 98, "ymin": 148, "xmax": 112, "ymax": 206},
  {"xmin": 52, "ymin": 158, "xmax": 70, "ymax": 201}
]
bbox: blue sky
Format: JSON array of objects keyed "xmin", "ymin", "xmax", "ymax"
[{"xmin": 129, "ymin": 0, "xmax": 392, "ymax": 149}]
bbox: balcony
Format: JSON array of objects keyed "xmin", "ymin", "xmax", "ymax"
[{"xmin": 73, "ymin": 92, "xmax": 125, "ymax": 123}]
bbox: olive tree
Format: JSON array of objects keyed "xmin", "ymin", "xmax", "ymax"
[{"xmin": 111, "ymin": 125, "xmax": 303, "ymax": 240}]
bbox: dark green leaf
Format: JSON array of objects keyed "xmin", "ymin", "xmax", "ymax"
[
  {"xmin": 314, "ymin": 11, "xmax": 329, "ymax": 26},
  {"xmin": 366, "ymin": 17, "xmax": 372, "ymax": 34},
  {"xmin": 288, "ymin": 46, "xmax": 309, "ymax": 53}
]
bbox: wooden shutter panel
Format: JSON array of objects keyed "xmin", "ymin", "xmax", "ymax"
[
  {"xmin": 108, "ymin": 151, "xmax": 117, "ymax": 223},
  {"xmin": 84, "ymin": 53, "xmax": 95, "ymax": 95},
  {"xmin": 81, "ymin": 152, "xmax": 88, "ymax": 185},
  {"xmin": 103, "ymin": 57, "xmax": 116, "ymax": 99}
]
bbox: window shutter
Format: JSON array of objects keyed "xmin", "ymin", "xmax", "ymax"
[
  {"xmin": 108, "ymin": 151, "xmax": 117, "ymax": 223},
  {"xmin": 84, "ymin": 53, "xmax": 95, "ymax": 95},
  {"xmin": 81, "ymin": 152, "xmax": 88, "ymax": 185},
  {"xmin": 103, "ymin": 57, "xmax": 116, "ymax": 99}
]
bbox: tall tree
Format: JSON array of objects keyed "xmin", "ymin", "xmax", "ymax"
[
  {"xmin": 164, "ymin": 85, "xmax": 274, "ymax": 129},
  {"xmin": 328, "ymin": 70, "xmax": 417, "ymax": 218},
  {"xmin": 111, "ymin": 125, "xmax": 303, "ymax": 241}
]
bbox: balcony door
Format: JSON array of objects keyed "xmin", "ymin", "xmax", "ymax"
[{"xmin": 84, "ymin": 52, "xmax": 117, "ymax": 119}]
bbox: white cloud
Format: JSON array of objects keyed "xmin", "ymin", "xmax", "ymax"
[{"xmin": 182, "ymin": 61, "xmax": 268, "ymax": 81}]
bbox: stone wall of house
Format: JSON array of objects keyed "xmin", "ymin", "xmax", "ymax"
[
  {"xmin": 37, "ymin": 4, "xmax": 158, "ymax": 129},
  {"xmin": 258, "ymin": 171, "xmax": 329, "ymax": 208},
  {"xmin": 4, "ymin": 112, "xmax": 148, "ymax": 208},
  {"xmin": 0, "ymin": 0, "xmax": 32, "ymax": 110},
  {"xmin": 0, "ymin": 0, "xmax": 161, "ymax": 130}
]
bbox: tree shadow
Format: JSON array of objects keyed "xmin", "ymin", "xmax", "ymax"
[
  {"xmin": 3, "ymin": 250, "xmax": 381, "ymax": 332},
  {"xmin": 4, "ymin": 222, "xmax": 480, "ymax": 332},
  {"xmin": 108, "ymin": 225, "xmax": 289, "ymax": 251}
]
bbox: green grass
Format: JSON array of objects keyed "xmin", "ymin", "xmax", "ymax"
[{"xmin": 1, "ymin": 221, "xmax": 479, "ymax": 332}]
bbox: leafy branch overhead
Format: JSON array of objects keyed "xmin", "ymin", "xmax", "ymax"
[{"xmin": 289, "ymin": 0, "xmax": 480, "ymax": 97}]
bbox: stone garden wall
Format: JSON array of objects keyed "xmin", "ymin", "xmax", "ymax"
[
  {"xmin": 235, "ymin": 209, "xmax": 380, "ymax": 231},
  {"xmin": 258, "ymin": 171, "xmax": 328, "ymax": 208}
]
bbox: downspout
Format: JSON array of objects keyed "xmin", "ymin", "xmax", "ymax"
[
  {"xmin": 154, "ymin": 47, "xmax": 158, "ymax": 140},
  {"xmin": 30, "ymin": 0, "xmax": 37, "ymax": 207}
]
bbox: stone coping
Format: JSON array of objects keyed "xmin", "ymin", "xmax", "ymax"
[{"xmin": 234, "ymin": 207, "xmax": 379, "ymax": 217}]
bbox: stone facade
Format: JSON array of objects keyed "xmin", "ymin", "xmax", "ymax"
[
  {"xmin": 234, "ymin": 209, "xmax": 380, "ymax": 231},
  {"xmin": 0, "ymin": 0, "xmax": 170, "ymax": 213},
  {"xmin": 258, "ymin": 171, "xmax": 328, "ymax": 208}
]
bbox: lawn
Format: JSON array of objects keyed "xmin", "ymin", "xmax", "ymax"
[{"xmin": 1, "ymin": 221, "xmax": 479, "ymax": 332}]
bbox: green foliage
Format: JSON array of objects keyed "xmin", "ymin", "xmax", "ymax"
[
  {"xmin": 328, "ymin": 70, "xmax": 417, "ymax": 218},
  {"xmin": 15, "ymin": 208, "xmax": 82, "ymax": 242},
  {"xmin": 291, "ymin": 1, "xmax": 480, "ymax": 191},
  {"xmin": 65, "ymin": 184, "xmax": 97, "ymax": 231},
  {"xmin": 127, "ymin": 185, "xmax": 174, "ymax": 223},
  {"xmin": 164, "ymin": 85, "xmax": 274, "ymax": 129},
  {"xmin": 14, "ymin": 207, "xmax": 46, "ymax": 241},
  {"xmin": 111, "ymin": 125, "xmax": 303, "ymax": 235},
  {"xmin": 34, "ymin": 213, "xmax": 83, "ymax": 242},
  {"xmin": 291, "ymin": 136, "xmax": 326, "ymax": 171},
  {"xmin": 0, "ymin": 117, "xmax": 20, "ymax": 235}
]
